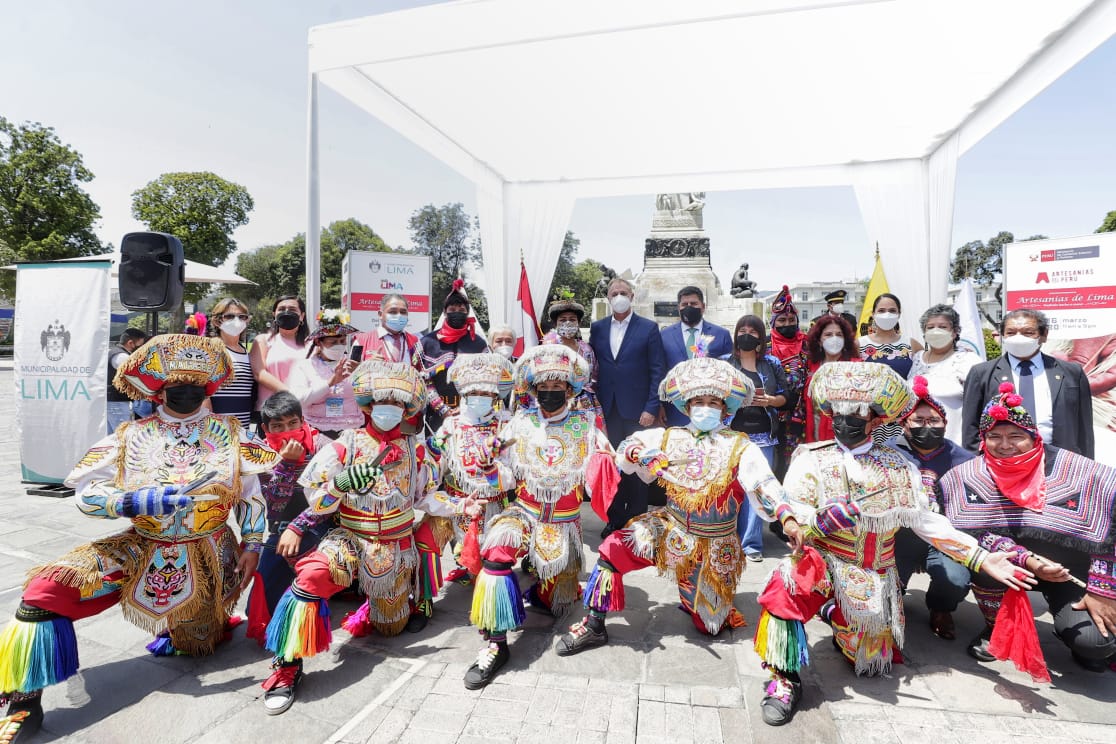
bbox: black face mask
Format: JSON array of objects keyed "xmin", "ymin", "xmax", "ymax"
[
  {"xmin": 735, "ymin": 334, "xmax": 762, "ymax": 352},
  {"xmin": 907, "ymin": 426, "xmax": 946, "ymax": 451},
  {"xmin": 275, "ymin": 311, "xmax": 301, "ymax": 330},
  {"xmin": 679, "ymin": 306, "xmax": 703, "ymax": 325},
  {"xmin": 832, "ymin": 414, "xmax": 870, "ymax": 448},
  {"xmin": 446, "ymin": 311, "xmax": 468, "ymax": 330},
  {"xmin": 164, "ymin": 384, "xmax": 208, "ymax": 414},
  {"xmin": 536, "ymin": 389, "xmax": 567, "ymax": 413},
  {"xmin": 774, "ymin": 325, "xmax": 799, "ymax": 340}
]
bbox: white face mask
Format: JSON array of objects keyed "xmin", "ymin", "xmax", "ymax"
[
  {"xmin": 923, "ymin": 328, "xmax": 954, "ymax": 350},
  {"xmin": 830, "ymin": 303, "xmax": 845, "ymax": 314},
  {"xmin": 493, "ymin": 344, "xmax": 515, "ymax": 359},
  {"xmin": 320, "ymin": 345, "xmax": 346, "ymax": 362},
  {"xmin": 822, "ymin": 336, "xmax": 845, "ymax": 356},
  {"xmin": 464, "ymin": 395, "xmax": 494, "ymax": 419},
  {"xmin": 1002, "ymin": 334, "xmax": 1041, "ymax": 359},
  {"xmin": 609, "ymin": 295, "xmax": 632, "ymax": 314},
  {"xmin": 689, "ymin": 405, "xmax": 724, "ymax": 432},
  {"xmin": 873, "ymin": 312, "xmax": 899, "ymax": 330},
  {"xmin": 221, "ymin": 318, "xmax": 247, "ymax": 337}
]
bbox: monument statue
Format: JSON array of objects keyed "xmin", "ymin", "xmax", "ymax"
[
  {"xmin": 730, "ymin": 262, "xmax": 757, "ymax": 298},
  {"xmin": 652, "ymin": 192, "xmax": 705, "ymax": 231}
]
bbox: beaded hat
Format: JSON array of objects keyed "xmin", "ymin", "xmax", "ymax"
[
  {"xmin": 547, "ymin": 298, "xmax": 586, "ymax": 323},
  {"xmin": 904, "ymin": 375, "xmax": 947, "ymax": 422},
  {"xmin": 449, "ymin": 353, "xmax": 514, "ymax": 398},
  {"xmin": 308, "ymin": 308, "xmax": 358, "ymax": 344},
  {"xmin": 513, "ymin": 344, "xmax": 590, "ymax": 397},
  {"xmin": 979, "ymin": 381, "xmax": 1038, "ymax": 437},
  {"xmin": 114, "ymin": 334, "xmax": 234, "ymax": 401},
  {"xmin": 769, "ymin": 285, "xmax": 798, "ymax": 322},
  {"xmin": 659, "ymin": 357, "xmax": 755, "ymax": 415},
  {"xmin": 808, "ymin": 361, "xmax": 914, "ymax": 424},
  {"xmin": 350, "ymin": 360, "xmax": 428, "ymax": 418}
]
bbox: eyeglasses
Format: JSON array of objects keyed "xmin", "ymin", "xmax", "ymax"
[
  {"xmin": 221, "ymin": 313, "xmax": 250, "ymax": 321},
  {"xmin": 908, "ymin": 418, "xmax": 945, "ymax": 427}
]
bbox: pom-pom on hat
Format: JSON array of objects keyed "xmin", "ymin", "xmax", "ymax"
[
  {"xmin": 659, "ymin": 357, "xmax": 755, "ymax": 416},
  {"xmin": 114, "ymin": 334, "xmax": 234, "ymax": 401},
  {"xmin": 808, "ymin": 361, "xmax": 914, "ymax": 424},
  {"xmin": 184, "ymin": 312, "xmax": 207, "ymax": 337},
  {"xmin": 513, "ymin": 344, "xmax": 590, "ymax": 397},
  {"xmin": 978, "ymin": 381, "xmax": 1037, "ymax": 437},
  {"xmin": 449, "ymin": 353, "xmax": 514, "ymax": 398},
  {"xmin": 769, "ymin": 285, "xmax": 798, "ymax": 323},
  {"xmin": 904, "ymin": 375, "xmax": 947, "ymax": 422},
  {"xmin": 308, "ymin": 308, "xmax": 358, "ymax": 344},
  {"xmin": 350, "ymin": 360, "xmax": 428, "ymax": 418},
  {"xmin": 444, "ymin": 278, "xmax": 470, "ymax": 310}
]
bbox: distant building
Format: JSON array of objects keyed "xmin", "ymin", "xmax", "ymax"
[
  {"xmin": 946, "ymin": 281, "xmax": 1002, "ymax": 328},
  {"xmin": 767, "ymin": 280, "xmax": 865, "ymax": 327}
]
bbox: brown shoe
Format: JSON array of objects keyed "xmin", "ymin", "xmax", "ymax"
[{"xmin": 929, "ymin": 610, "xmax": 956, "ymax": 640}]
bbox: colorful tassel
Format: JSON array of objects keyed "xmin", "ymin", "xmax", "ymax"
[
  {"xmin": 341, "ymin": 600, "xmax": 374, "ymax": 638},
  {"xmin": 416, "ymin": 545, "xmax": 443, "ymax": 603},
  {"xmin": 145, "ymin": 633, "xmax": 179, "ymax": 657},
  {"xmin": 584, "ymin": 564, "xmax": 625, "ymax": 613},
  {"xmin": 470, "ymin": 568, "xmax": 525, "ymax": 633},
  {"xmin": 753, "ymin": 609, "xmax": 810, "ymax": 673},
  {"xmin": 0, "ymin": 615, "xmax": 79, "ymax": 693},
  {"xmin": 264, "ymin": 588, "xmax": 332, "ymax": 662}
]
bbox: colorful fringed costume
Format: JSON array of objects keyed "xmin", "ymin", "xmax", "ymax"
[{"xmin": 0, "ymin": 335, "xmax": 274, "ymax": 729}]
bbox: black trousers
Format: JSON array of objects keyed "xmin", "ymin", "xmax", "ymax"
[{"xmin": 603, "ymin": 406, "xmax": 649, "ymax": 530}]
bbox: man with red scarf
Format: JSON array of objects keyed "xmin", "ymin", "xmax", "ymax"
[
  {"xmin": 420, "ymin": 279, "xmax": 489, "ymax": 433},
  {"xmin": 767, "ymin": 285, "xmax": 808, "ymax": 479},
  {"xmin": 941, "ymin": 382, "xmax": 1116, "ymax": 673}
]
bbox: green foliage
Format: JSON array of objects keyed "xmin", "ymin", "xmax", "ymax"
[
  {"xmin": 0, "ymin": 117, "xmax": 108, "ymax": 298},
  {"xmin": 407, "ymin": 203, "xmax": 488, "ymax": 327},
  {"xmin": 545, "ymin": 231, "xmax": 609, "ymax": 325},
  {"xmin": 1097, "ymin": 210, "xmax": 1116, "ymax": 233},
  {"xmin": 131, "ymin": 172, "xmax": 254, "ymax": 304},
  {"xmin": 983, "ymin": 327, "xmax": 1001, "ymax": 358},
  {"xmin": 950, "ymin": 231, "xmax": 1047, "ymax": 324}
]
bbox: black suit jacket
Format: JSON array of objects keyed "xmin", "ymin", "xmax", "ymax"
[
  {"xmin": 961, "ymin": 353, "xmax": 1094, "ymax": 458},
  {"xmin": 589, "ymin": 313, "xmax": 666, "ymax": 421}
]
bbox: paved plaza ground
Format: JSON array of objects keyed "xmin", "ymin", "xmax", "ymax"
[{"xmin": 1, "ymin": 366, "xmax": 1114, "ymax": 743}]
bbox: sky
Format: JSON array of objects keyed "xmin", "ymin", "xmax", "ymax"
[{"xmin": 3, "ymin": 1, "xmax": 1115, "ymax": 297}]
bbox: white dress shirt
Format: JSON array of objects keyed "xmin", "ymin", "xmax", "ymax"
[
  {"xmin": 1007, "ymin": 352, "xmax": 1053, "ymax": 444},
  {"xmin": 610, "ymin": 313, "xmax": 632, "ymax": 358}
]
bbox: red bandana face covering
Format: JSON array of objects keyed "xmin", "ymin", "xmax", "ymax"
[
  {"xmin": 436, "ymin": 316, "xmax": 476, "ymax": 344},
  {"xmin": 265, "ymin": 423, "xmax": 318, "ymax": 464},
  {"xmin": 980, "ymin": 436, "xmax": 1046, "ymax": 512}
]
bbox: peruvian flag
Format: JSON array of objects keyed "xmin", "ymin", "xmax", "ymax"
[{"xmin": 513, "ymin": 259, "xmax": 541, "ymax": 357}]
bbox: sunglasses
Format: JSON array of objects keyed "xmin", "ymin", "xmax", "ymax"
[{"xmin": 221, "ymin": 313, "xmax": 250, "ymax": 321}]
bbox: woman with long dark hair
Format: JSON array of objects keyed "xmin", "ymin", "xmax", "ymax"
[
  {"xmin": 803, "ymin": 314, "xmax": 859, "ymax": 442},
  {"xmin": 251, "ymin": 295, "xmax": 310, "ymax": 416}
]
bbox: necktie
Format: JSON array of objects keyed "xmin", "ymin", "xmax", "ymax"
[
  {"xmin": 394, "ymin": 334, "xmax": 405, "ymax": 362},
  {"xmin": 1017, "ymin": 359, "xmax": 1037, "ymax": 423},
  {"xmin": 686, "ymin": 327, "xmax": 697, "ymax": 358}
]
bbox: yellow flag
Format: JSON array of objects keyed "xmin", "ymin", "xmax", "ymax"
[{"xmin": 858, "ymin": 248, "xmax": 890, "ymax": 331}]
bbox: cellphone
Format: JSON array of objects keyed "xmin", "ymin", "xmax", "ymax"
[{"xmin": 349, "ymin": 343, "xmax": 364, "ymax": 363}]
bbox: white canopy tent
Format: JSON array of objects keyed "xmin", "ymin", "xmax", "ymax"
[
  {"xmin": 47, "ymin": 252, "xmax": 255, "ymax": 285},
  {"xmin": 305, "ymin": 0, "xmax": 1116, "ymax": 335}
]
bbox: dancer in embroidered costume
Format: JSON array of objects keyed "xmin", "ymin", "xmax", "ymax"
[
  {"xmin": 0, "ymin": 335, "xmax": 275, "ymax": 738},
  {"xmin": 767, "ymin": 285, "xmax": 809, "ymax": 479},
  {"xmin": 463, "ymin": 345, "xmax": 615, "ymax": 689},
  {"xmin": 428, "ymin": 353, "xmax": 516, "ymax": 585},
  {"xmin": 257, "ymin": 361, "xmax": 454, "ymax": 714},
  {"xmin": 941, "ymin": 382, "xmax": 1116, "ymax": 676},
  {"xmin": 753, "ymin": 362, "xmax": 1028, "ymax": 727},
  {"xmin": 421, "ymin": 279, "xmax": 489, "ymax": 433},
  {"xmin": 556, "ymin": 356, "xmax": 787, "ymax": 656}
]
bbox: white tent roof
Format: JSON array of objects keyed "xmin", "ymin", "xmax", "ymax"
[
  {"xmin": 46, "ymin": 252, "xmax": 254, "ymax": 285},
  {"xmin": 305, "ymin": 0, "xmax": 1116, "ymax": 330}
]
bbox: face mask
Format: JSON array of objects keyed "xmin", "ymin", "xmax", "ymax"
[
  {"xmin": 774, "ymin": 325, "xmax": 799, "ymax": 340},
  {"xmin": 464, "ymin": 395, "xmax": 494, "ymax": 419},
  {"xmin": 907, "ymin": 426, "xmax": 946, "ymax": 451},
  {"xmin": 830, "ymin": 303, "xmax": 845, "ymax": 314},
  {"xmin": 320, "ymin": 344, "xmax": 346, "ymax": 362},
  {"xmin": 874, "ymin": 312, "xmax": 899, "ymax": 330},
  {"xmin": 275, "ymin": 311, "xmax": 301, "ymax": 330},
  {"xmin": 494, "ymin": 345, "xmax": 515, "ymax": 359},
  {"xmin": 1002, "ymin": 334, "xmax": 1040, "ymax": 359},
  {"xmin": 735, "ymin": 334, "xmax": 761, "ymax": 352},
  {"xmin": 680, "ymin": 306, "xmax": 703, "ymax": 325},
  {"xmin": 822, "ymin": 336, "xmax": 845, "ymax": 356},
  {"xmin": 689, "ymin": 405, "xmax": 723, "ymax": 432},
  {"xmin": 609, "ymin": 295, "xmax": 632, "ymax": 314},
  {"xmin": 163, "ymin": 384, "xmax": 207, "ymax": 414},
  {"xmin": 446, "ymin": 311, "xmax": 468, "ymax": 330},
  {"xmin": 923, "ymin": 328, "xmax": 954, "ymax": 350},
  {"xmin": 832, "ymin": 414, "xmax": 870, "ymax": 448},
  {"xmin": 556, "ymin": 321, "xmax": 580, "ymax": 338},
  {"xmin": 221, "ymin": 318, "xmax": 247, "ymax": 337},
  {"xmin": 370, "ymin": 404, "xmax": 403, "ymax": 431},
  {"xmin": 383, "ymin": 313, "xmax": 409, "ymax": 333},
  {"xmin": 536, "ymin": 389, "xmax": 567, "ymax": 413}
]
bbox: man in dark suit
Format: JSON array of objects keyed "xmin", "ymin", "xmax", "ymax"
[
  {"xmin": 961, "ymin": 308, "xmax": 1093, "ymax": 457},
  {"xmin": 590, "ymin": 277, "xmax": 667, "ymax": 536},
  {"xmin": 659, "ymin": 286, "xmax": 734, "ymax": 427}
]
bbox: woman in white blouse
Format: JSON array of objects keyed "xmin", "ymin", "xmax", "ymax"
[
  {"xmin": 287, "ymin": 310, "xmax": 362, "ymax": 438},
  {"xmin": 907, "ymin": 304, "xmax": 981, "ymax": 445}
]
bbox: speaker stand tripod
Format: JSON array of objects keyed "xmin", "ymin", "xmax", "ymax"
[{"xmin": 145, "ymin": 311, "xmax": 160, "ymax": 338}]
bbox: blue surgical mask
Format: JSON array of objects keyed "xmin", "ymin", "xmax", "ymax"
[
  {"xmin": 464, "ymin": 395, "xmax": 494, "ymax": 419},
  {"xmin": 370, "ymin": 404, "xmax": 404, "ymax": 431},
  {"xmin": 384, "ymin": 313, "xmax": 408, "ymax": 333},
  {"xmin": 689, "ymin": 405, "xmax": 724, "ymax": 432}
]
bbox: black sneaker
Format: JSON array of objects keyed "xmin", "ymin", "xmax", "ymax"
[
  {"xmin": 463, "ymin": 642, "xmax": 510, "ymax": 690},
  {"xmin": 967, "ymin": 625, "xmax": 995, "ymax": 662},
  {"xmin": 555, "ymin": 619, "xmax": 608, "ymax": 656},
  {"xmin": 760, "ymin": 676, "xmax": 802, "ymax": 726},
  {"xmin": 1, "ymin": 692, "xmax": 44, "ymax": 741},
  {"xmin": 262, "ymin": 660, "xmax": 303, "ymax": 716},
  {"xmin": 405, "ymin": 611, "xmax": 429, "ymax": 634}
]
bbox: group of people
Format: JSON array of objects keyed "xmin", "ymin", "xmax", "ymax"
[{"xmin": 2, "ymin": 277, "xmax": 1113, "ymax": 740}]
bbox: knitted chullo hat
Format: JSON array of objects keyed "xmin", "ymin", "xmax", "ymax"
[
  {"xmin": 904, "ymin": 375, "xmax": 947, "ymax": 422},
  {"xmin": 769, "ymin": 285, "xmax": 798, "ymax": 324},
  {"xmin": 979, "ymin": 381, "xmax": 1038, "ymax": 438},
  {"xmin": 444, "ymin": 278, "xmax": 470, "ymax": 310}
]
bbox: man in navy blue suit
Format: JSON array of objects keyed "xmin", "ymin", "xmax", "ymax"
[
  {"xmin": 659, "ymin": 286, "xmax": 734, "ymax": 427},
  {"xmin": 590, "ymin": 277, "xmax": 667, "ymax": 536}
]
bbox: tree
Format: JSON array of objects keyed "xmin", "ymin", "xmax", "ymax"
[
  {"xmin": 0, "ymin": 117, "xmax": 107, "ymax": 298},
  {"xmin": 132, "ymin": 172, "xmax": 254, "ymax": 307},
  {"xmin": 950, "ymin": 230, "xmax": 1046, "ymax": 324},
  {"xmin": 407, "ymin": 203, "xmax": 488, "ymax": 326},
  {"xmin": 1097, "ymin": 210, "xmax": 1116, "ymax": 233},
  {"xmin": 545, "ymin": 231, "xmax": 610, "ymax": 325}
]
